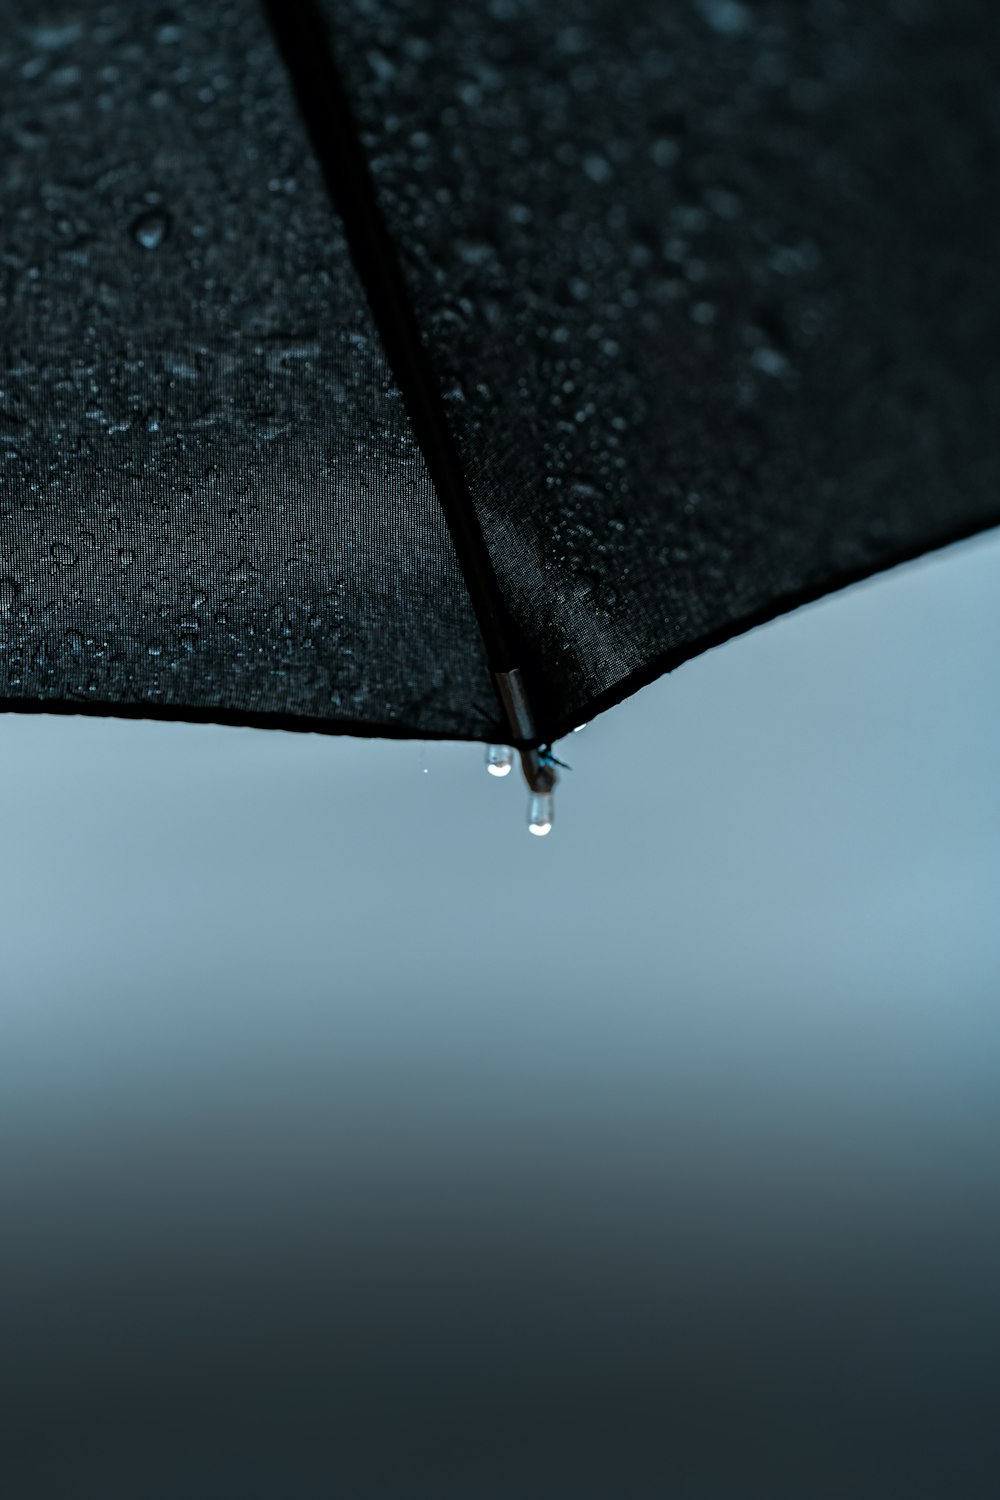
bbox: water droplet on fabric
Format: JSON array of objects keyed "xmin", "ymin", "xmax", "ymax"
[
  {"xmin": 583, "ymin": 155, "xmax": 613, "ymax": 184},
  {"xmin": 698, "ymin": 0, "xmax": 750, "ymax": 35},
  {"xmin": 751, "ymin": 346, "xmax": 791, "ymax": 377},
  {"xmin": 30, "ymin": 22, "xmax": 82, "ymax": 50},
  {"xmin": 651, "ymin": 138, "xmax": 680, "ymax": 168},
  {"xmin": 367, "ymin": 49, "xmax": 396, "ymax": 84},
  {"xmin": 50, "ymin": 542, "xmax": 77, "ymax": 566},
  {"xmin": 130, "ymin": 208, "xmax": 171, "ymax": 250}
]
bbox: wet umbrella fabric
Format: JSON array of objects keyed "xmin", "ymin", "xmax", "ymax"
[{"xmin": 2, "ymin": 0, "xmax": 998, "ymax": 753}]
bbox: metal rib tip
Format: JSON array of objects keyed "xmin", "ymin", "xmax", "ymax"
[{"xmin": 493, "ymin": 667, "xmax": 537, "ymax": 745}]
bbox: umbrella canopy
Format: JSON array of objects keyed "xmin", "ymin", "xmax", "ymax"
[{"xmin": 3, "ymin": 0, "xmax": 998, "ymax": 776}]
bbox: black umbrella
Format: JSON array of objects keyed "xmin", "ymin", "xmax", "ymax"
[{"xmin": 3, "ymin": 0, "xmax": 998, "ymax": 833}]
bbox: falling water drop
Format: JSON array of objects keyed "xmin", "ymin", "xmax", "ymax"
[
  {"xmin": 486, "ymin": 744, "xmax": 514, "ymax": 777},
  {"xmin": 528, "ymin": 792, "xmax": 554, "ymax": 836}
]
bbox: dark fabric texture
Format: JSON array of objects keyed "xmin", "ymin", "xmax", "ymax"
[
  {"xmin": 0, "ymin": 1, "xmax": 498, "ymax": 741},
  {"xmin": 328, "ymin": 0, "xmax": 1000, "ymax": 740},
  {"xmin": 2, "ymin": 0, "xmax": 998, "ymax": 743}
]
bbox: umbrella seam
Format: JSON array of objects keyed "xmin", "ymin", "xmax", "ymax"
[{"xmin": 263, "ymin": 0, "xmax": 547, "ymax": 746}]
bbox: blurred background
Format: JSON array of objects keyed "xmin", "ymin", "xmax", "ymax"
[{"xmin": 2, "ymin": 530, "xmax": 999, "ymax": 1498}]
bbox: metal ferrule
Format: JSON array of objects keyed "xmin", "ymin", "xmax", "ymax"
[
  {"xmin": 493, "ymin": 666, "xmax": 557, "ymax": 804},
  {"xmin": 518, "ymin": 747, "xmax": 557, "ymax": 794},
  {"xmin": 493, "ymin": 667, "xmax": 537, "ymax": 745}
]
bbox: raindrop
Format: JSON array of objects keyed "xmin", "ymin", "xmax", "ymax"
[
  {"xmin": 31, "ymin": 22, "xmax": 83, "ymax": 49},
  {"xmin": 751, "ymin": 346, "xmax": 791, "ymax": 378},
  {"xmin": 367, "ymin": 49, "xmax": 396, "ymax": 84},
  {"xmin": 528, "ymin": 792, "xmax": 554, "ymax": 836},
  {"xmin": 698, "ymin": 0, "xmax": 750, "ymax": 35},
  {"xmin": 582, "ymin": 155, "xmax": 613, "ymax": 184},
  {"xmin": 486, "ymin": 744, "xmax": 514, "ymax": 777},
  {"xmin": 130, "ymin": 209, "xmax": 171, "ymax": 251},
  {"xmin": 118, "ymin": 547, "xmax": 135, "ymax": 566},
  {"xmin": 456, "ymin": 240, "xmax": 495, "ymax": 267},
  {"xmin": 50, "ymin": 542, "xmax": 77, "ymax": 566},
  {"xmin": 706, "ymin": 186, "xmax": 742, "ymax": 220},
  {"xmin": 651, "ymin": 138, "xmax": 680, "ymax": 168}
]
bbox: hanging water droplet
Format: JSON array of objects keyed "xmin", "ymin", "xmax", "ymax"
[
  {"xmin": 573, "ymin": 722, "xmax": 588, "ymax": 733},
  {"xmin": 528, "ymin": 792, "xmax": 554, "ymax": 836},
  {"xmin": 486, "ymin": 744, "xmax": 514, "ymax": 777},
  {"xmin": 130, "ymin": 208, "xmax": 171, "ymax": 251}
]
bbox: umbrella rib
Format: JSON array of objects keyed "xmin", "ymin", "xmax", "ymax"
[{"xmin": 263, "ymin": 0, "xmax": 544, "ymax": 747}]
